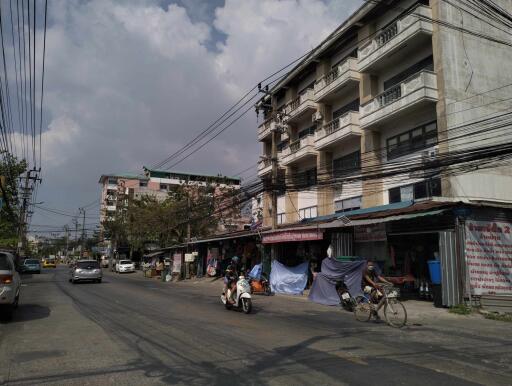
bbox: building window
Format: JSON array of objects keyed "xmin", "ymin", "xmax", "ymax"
[
  {"xmin": 139, "ymin": 180, "xmax": 148, "ymax": 187},
  {"xmin": 383, "ymin": 55, "xmax": 434, "ymax": 90},
  {"xmin": 335, "ymin": 196, "xmax": 362, "ymax": 213},
  {"xmin": 333, "ymin": 151, "xmax": 361, "ymax": 177},
  {"xmin": 294, "ymin": 168, "xmax": 317, "ymax": 188},
  {"xmin": 277, "ymin": 140, "xmax": 289, "ymax": 152},
  {"xmin": 387, "ymin": 121, "xmax": 437, "ymax": 159},
  {"xmin": 389, "ymin": 178, "xmax": 442, "ymax": 203},
  {"xmin": 160, "ymin": 184, "xmax": 168, "ymax": 191},
  {"xmin": 107, "ymin": 178, "xmax": 117, "ymax": 185},
  {"xmin": 332, "ymin": 98, "xmax": 360, "ymax": 120},
  {"xmin": 277, "ymin": 213, "xmax": 286, "ymax": 225},
  {"xmin": 299, "ymin": 206, "xmax": 317, "ymax": 220},
  {"xmin": 298, "ymin": 126, "xmax": 316, "ymax": 139}
]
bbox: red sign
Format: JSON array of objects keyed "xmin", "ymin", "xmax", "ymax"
[{"xmin": 262, "ymin": 229, "xmax": 323, "ymax": 244}]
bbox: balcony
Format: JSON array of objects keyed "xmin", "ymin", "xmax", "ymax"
[
  {"xmin": 360, "ymin": 70, "xmax": 438, "ymax": 128},
  {"xmin": 315, "ymin": 111, "xmax": 362, "ymax": 150},
  {"xmin": 358, "ymin": 5, "xmax": 433, "ymax": 72},
  {"xmin": 257, "ymin": 158, "xmax": 272, "ymax": 177},
  {"xmin": 314, "ymin": 58, "xmax": 360, "ymax": 103},
  {"xmin": 283, "ymin": 89, "xmax": 316, "ymax": 124},
  {"xmin": 281, "ymin": 135, "xmax": 318, "ymax": 166},
  {"xmin": 257, "ymin": 118, "xmax": 275, "ymax": 142}
]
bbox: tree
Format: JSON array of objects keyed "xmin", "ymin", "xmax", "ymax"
[
  {"xmin": 102, "ymin": 182, "xmax": 241, "ymax": 257},
  {"xmin": 0, "ymin": 154, "xmax": 28, "ymax": 249}
]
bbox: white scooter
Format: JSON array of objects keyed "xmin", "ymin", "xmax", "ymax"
[{"xmin": 221, "ymin": 275, "xmax": 252, "ymax": 314}]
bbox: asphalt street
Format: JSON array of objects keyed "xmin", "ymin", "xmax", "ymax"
[{"xmin": 1, "ymin": 266, "xmax": 511, "ymax": 386}]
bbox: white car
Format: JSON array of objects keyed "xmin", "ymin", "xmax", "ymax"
[
  {"xmin": 116, "ymin": 260, "xmax": 135, "ymax": 273},
  {"xmin": 0, "ymin": 252, "xmax": 21, "ymax": 320}
]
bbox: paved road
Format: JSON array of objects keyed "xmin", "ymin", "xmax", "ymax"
[{"xmin": 1, "ymin": 266, "xmax": 511, "ymax": 385}]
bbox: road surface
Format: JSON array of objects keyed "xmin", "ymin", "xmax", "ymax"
[{"xmin": 1, "ymin": 266, "xmax": 511, "ymax": 385}]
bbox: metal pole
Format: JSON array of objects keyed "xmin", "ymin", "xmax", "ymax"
[{"xmin": 80, "ymin": 208, "xmax": 86, "ymax": 257}]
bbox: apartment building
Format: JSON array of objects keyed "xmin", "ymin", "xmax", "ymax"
[
  {"xmin": 99, "ymin": 168, "xmax": 245, "ymax": 244},
  {"xmin": 257, "ymin": 0, "xmax": 512, "ymax": 228}
]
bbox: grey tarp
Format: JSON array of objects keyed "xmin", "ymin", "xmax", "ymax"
[{"xmin": 308, "ymin": 259, "xmax": 367, "ymax": 306}]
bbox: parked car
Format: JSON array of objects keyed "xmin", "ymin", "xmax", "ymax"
[
  {"xmin": 43, "ymin": 258, "xmax": 56, "ymax": 268},
  {"xmin": 115, "ymin": 260, "xmax": 135, "ymax": 273},
  {"xmin": 0, "ymin": 252, "xmax": 21, "ymax": 320},
  {"xmin": 69, "ymin": 260, "xmax": 102, "ymax": 284},
  {"xmin": 21, "ymin": 258, "xmax": 41, "ymax": 274}
]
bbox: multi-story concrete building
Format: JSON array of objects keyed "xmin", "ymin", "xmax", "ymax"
[
  {"xmin": 257, "ymin": 0, "xmax": 512, "ymax": 227},
  {"xmin": 99, "ymin": 169, "xmax": 246, "ymax": 246}
]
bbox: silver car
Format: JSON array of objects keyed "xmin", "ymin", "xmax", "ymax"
[
  {"xmin": 69, "ymin": 260, "xmax": 102, "ymax": 284},
  {"xmin": 0, "ymin": 252, "xmax": 21, "ymax": 320}
]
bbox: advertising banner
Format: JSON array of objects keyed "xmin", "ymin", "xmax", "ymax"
[
  {"xmin": 465, "ymin": 220, "xmax": 512, "ymax": 295},
  {"xmin": 172, "ymin": 253, "xmax": 182, "ymax": 273},
  {"xmin": 262, "ymin": 229, "xmax": 323, "ymax": 244}
]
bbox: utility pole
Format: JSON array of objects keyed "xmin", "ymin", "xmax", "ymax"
[
  {"xmin": 79, "ymin": 208, "xmax": 86, "ymax": 257},
  {"xmin": 187, "ymin": 194, "xmax": 191, "ymax": 243},
  {"xmin": 16, "ymin": 169, "xmax": 40, "ymax": 257},
  {"xmin": 73, "ymin": 217, "xmax": 78, "ymax": 256},
  {"xmin": 64, "ymin": 225, "xmax": 69, "ymax": 260}
]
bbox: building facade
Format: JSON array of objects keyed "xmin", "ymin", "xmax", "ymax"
[
  {"xmin": 257, "ymin": 0, "xmax": 512, "ymax": 227},
  {"xmin": 253, "ymin": 0, "xmax": 512, "ymax": 307}
]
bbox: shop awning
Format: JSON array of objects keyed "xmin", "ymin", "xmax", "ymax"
[
  {"xmin": 187, "ymin": 230, "xmax": 261, "ymax": 244},
  {"xmin": 320, "ymin": 208, "xmax": 450, "ymax": 228},
  {"xmin": 144, "ymin": 251, "xmax": 166, "ymax": 258}
]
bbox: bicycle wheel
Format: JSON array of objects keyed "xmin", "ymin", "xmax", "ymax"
[
  {"xmin": 384, "ymin": 299, "xmax": 407, "ymax": 328},
  {"xmin": 354, "ymin": 300, "xmax": 372, "ymax": 322}
]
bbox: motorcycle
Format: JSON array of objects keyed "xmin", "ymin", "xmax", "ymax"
[
  {"xmin": 249, "ymin": 272, "xmax": 271, "ymax": 296},
  {"xmin": 221, "ymin": 275, "xmax": 253, "ymax": 314},
  {"xmin": 336, "ymin": 280, "xmax": 357, "ymax": 312}
]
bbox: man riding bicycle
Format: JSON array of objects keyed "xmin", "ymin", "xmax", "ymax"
[{"xmin": 363, "ymin": 261, "xmax": 392, "ymax": 320}]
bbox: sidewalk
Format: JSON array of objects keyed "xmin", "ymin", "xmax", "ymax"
[{"xmin": 131, "ymin": 270, "xmax": 508, "ymax": 329}]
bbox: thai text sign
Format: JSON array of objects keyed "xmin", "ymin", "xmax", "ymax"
[
  {"xmin": 354, "ymin": 223, "xmax": 386, "ymax": 243},
  {"xmin": 465, "ymin": 221, "xmax": 512, "ymax": 295},
  {"xmin": 184, "ymin": 253, "xmax": 195, "ymax": 262},
  {"xmin": 262, "ymin": 229, "xmax": 323, "ymax": 244},
  {"xmin": 172, "ymin": 253, "xmax": 182, "ymax": 273}
]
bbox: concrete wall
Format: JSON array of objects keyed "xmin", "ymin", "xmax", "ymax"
[{"xmin": 432, "ymin": 0, "xmax": 512, "ymax": 203}]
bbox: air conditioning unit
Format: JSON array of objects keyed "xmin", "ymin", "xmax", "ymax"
[
  {"xmin": 312, "ymin": 111, "xmax": 323, "ymax": 123},
  {"xmin": 422, "ymin": 146, "xmax": 439, "ymax": 161}
]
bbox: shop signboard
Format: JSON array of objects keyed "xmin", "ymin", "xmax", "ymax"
[
  {"xmin": 184, "ymin": 253, "xmax": 195, "ymax": 262},
  {"xmin": 262, "ymin": 229, "xmax": 323, "ymax": 244},
  {"xmin": 465, "ymin": 220, "xmax": 512, "ymax": 295},
  {"xmin": 354, "ymin": 223, "xmax": 386, "ymax": 243},
  {"xmin": 172, "ymin": 253, "xmax": 182, "ymax": 273}
]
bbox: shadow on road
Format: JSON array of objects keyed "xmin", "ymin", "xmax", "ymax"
[{"xmin": 1, "ymin": 304, "xmax": 51, "ymax": 324}]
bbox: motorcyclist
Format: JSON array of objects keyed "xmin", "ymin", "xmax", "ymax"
[{"xmin": 224, "ymin": 256, "xmax": 240, "ymax": 303}]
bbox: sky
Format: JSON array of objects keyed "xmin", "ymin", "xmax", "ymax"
[{"xmin": 26, "ymin": 0, "xmax": 363, "ymax": 231}]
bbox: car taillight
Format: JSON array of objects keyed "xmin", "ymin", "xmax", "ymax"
[{"xmin": 0, "ymin": 275, "xmax": 13, "ymax": 284}]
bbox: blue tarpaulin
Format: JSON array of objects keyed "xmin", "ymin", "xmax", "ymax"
[
  {"xmin": 308, "ymin": 259, "xmax": 367, "ymax": 306},
  {"xmin": 270, "ymin": 260, "xmax": 308, "ymax": 295},
  {"xmin": 248, "ymin": 263, "xmax": 262, "ymax": 279}
]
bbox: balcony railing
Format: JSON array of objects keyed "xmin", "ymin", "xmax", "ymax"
[
  {"xmin": 290, "ymin": 140, "xmax": 301, "ymax": 153},
  {"xmin": 281, "ymin": 134, "xmax": 317, "ymax": 166},
  {"xmin": 284, "ymin": 89, "xmax": 316, "ymax": 122},
  {"xmin": 376, "ymin": 22, "xmax": 398, "ymax": 46},
  {"xmin": 358, "ymin": 5, "xmax": 433, "ymax": 71},
  {"xmin": 360, "ymin": 70, "xmax": 438, "ymax": 128},
  {"xmin": 314, "ymin": 57, "xmax": 359, "ymax": 102},
  {"xmin": 257, "ymin": 118, "xmax": 274, "ymax": 141},
  {"xmin": 315, "ymin": 111, "xmax": 361, "ymax": 150}
]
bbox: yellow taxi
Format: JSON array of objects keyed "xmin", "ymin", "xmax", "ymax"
[{"xmin": 42, "ymin": 258, "xmax": 57, "ymax": 268}]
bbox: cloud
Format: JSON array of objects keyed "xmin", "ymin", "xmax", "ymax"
[{"xmin": 26, "ymin": 0, "xmax": 363, "ymax": 227}]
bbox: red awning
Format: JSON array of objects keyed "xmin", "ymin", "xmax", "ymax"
[{"xmin": 262, "ymin": 229, "xmax": 323, "ymax": 244}]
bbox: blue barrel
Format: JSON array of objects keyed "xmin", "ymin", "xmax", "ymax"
[{"xmin": 428, "ymin": 260, "xmax": 441, "ymax": 284}]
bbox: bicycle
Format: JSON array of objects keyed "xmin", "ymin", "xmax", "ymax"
[{"xmin": 354, "ymin": 284, "xmax": 407, "ymax": 328}]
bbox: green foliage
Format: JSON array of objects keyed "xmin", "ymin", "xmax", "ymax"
[
  {"xmin": 102, "ymin": 183, "xmax": 236, "ymax": 253},
  {"xmin": 449, "ymin": 304, "xmax": 472, "ymax": 315},
  {"xmin": 483, "ymin": 312, "xmax": 512, "ymax": 323},
  {"xmin": 0, "ymin": 154, "xmax": 28, "ymax": 246}
]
